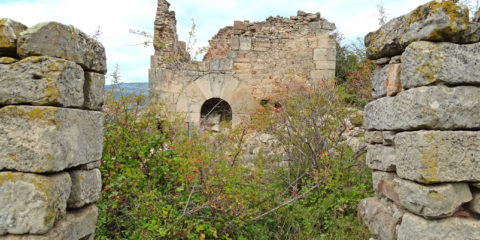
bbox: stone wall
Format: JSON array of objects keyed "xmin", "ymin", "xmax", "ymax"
[
  {"xmin": 0, "ymin": 19, "xmax": 106, "ymax": 239},
  {"xmin": 359, "ymin": 1, "xmax": 480, "ymax": 239},
  {"xmin": 149, "ymin": 0, "xmax": 336, "ymax": 126}
]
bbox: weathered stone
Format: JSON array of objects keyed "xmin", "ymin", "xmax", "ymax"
[
  {"xmin": 210, "ymin": 58, "xmax": 233, "ymax": 71},
  {"xmin": 358, "ymin": 197, "xmax": 404, "ymax": 240},
  {"xmin": 364, "ymin": 86, "xmax": 480, "ymax": 131},
  {"xmin": 0, "ymin": 172, "xmax": 71, "ymax": 235},
  {"xmin": 0, "ymin": 57, "xmax": 17, "ymax": 64},
  {"xmin": 1, "ymin": 205, "xmax": 98, "ymax": 240},
  {"xmin": 371, "ymin": 64, "xmax": 388, "ymax": 99},
  {"xmin": 0, "ymin": 106, "xmax": 104, "ymax": 173},
  {"xmin": 466, "ymin": 188, "xmax": 480, "ymax": 214},
  {"xmin": 460, "ymin": 22, "xmax": 480, "ymax": 43},
  {"xmin": 382, "ymin": 131, "xmax": 395, "ymax": 146},
  {"xmin": 374, "ymin": 172, "xmax": 472, "ymax": 218},
  {"xmin": 389, "ymin": 56, "xmax": 401, "ymax": 64},
  {"xmin": 76, "ymin": 161, "xmax": 101, "ymax": 171},
  {"xmin": 471, "ymin": 183, "xmax": 480, "ymax": 189},
  {"xmin": 365, "ymin": 1, "xmax": 469, "ymax": 60},
  {"xmin": 396, "ymin": 212, "xmax": 480, "ymax": 240},
  {"xmin": 386, "ymin": 63, "xmax": 402, "ymax": 96},
  {"xmin": 0, "ymin": 56, "xmax": 84, "ymax": 107},
  {"xmin": 375, "ymin": 57, "xmax": 390, "ymax": 65},
  {"xmin": 372, "ymin": 171, "xmax": 393, "ymax": 194},
  {"xmin": 84, "ymin": 72, "xmax": 105, "ymax": 110},
  {"xmin": 0, "ymin": 19, "xmax": 27, "ymax": 57},
  {"xmin": 233, "ymin": 21, "xmax": 247, "ymax": 31},
  {"xmin": 68, "ymin": 169, "xmax": 102, "ymax": 209},
  {"xmin": 365, "ymin": 131, "xmax": 383, "ymax": 144},
  {"xmin": 366, "ymin": 144, "xmax": 396, "ymax": 171},
  {"xmin": 395, "ymin": 131, "xmax": 480, "ymax": 183},
  {"xmin": 17, "ymin": 22, "xmax": 106, "ymax": 73},
  {"xmin": 239, "ymin": 37, "xmax": 251, "ymax": 50},
  {"xmin": 401, "ymin": 41, "xmax": 480, "ymax": 89}
]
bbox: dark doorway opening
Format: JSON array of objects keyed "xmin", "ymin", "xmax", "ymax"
[{"xmin": 200, "ymin": 98, "xmax": 232, "ymax": 131}]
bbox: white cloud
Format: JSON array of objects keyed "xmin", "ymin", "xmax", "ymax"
[{"xmin": 0, "ymin": 0, "xmax": 433, "ymax": 84}]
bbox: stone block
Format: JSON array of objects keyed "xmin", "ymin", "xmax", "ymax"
[
  {"xmin": 17, "ymin": 22, "xmax": 106, "ymax": 73},
  {"xmin": 366, "ymin": 144, "xmax": 396, "ymax": 171},
  {"xmin": 0, "ymin": 106, "xmax": 104, "ymax": 173},
  {"xmin": 0, "ymin": 19, "xmax": 27, "ymax": 57},
  {"xmin": 364, "ymin": 86, "xmax": 480, "ymax": 131},
  {"xmin": 401, "ymin": 41, "xmax": 480, "ymax": 89},
  {"xmin": 466, "ymin": 188, "xmax": 480, "ymax": 215},
  {"xmin": 389, "ymin": 56, "xmax": 401, "ymax": 64},
  {"xmin": 0, "ymin": 172, "xmax": 71, "ymax": 235},
  {"xmin": 310, "ymin": 70, "xmax": 334, "ymax": 80},
  {"xmin": 460, "ymin": 22, "xmax": 480, "ymax": 43},
  {"xmin": 371, "ymin": 64, "xmax": 388, "ymax": 99},
  {"xmin": 83, "ymin": 72, "xmax": 105, "ymax": 110},
  {"xmin": 365, "ymin": 131, "xmax": 383, "ymax": 144},
  {"xmin": 313, "ymin": 48, "xmax": 335, "ymax": 61},
  {"xmin": 239, "ymin": 37, "xmax": 251, "ymax": 51},
  {"xmin": 68, "ymin": 169, "xmax": 102, "ymax": 209},
  {"xmin": 395, "ymin": 131, "xmax": 480, "ymax": 183},
  {"xmin": 396, "ymin": 212, "xmax": 480, "ymax": 240},
  {"xmin": 314, "ymin": 60, "xmax": 335, "ymax": 70},
  {"xmin": 386, "ymin": 63, "xmax": 401, "ymax": 96},
  {"xmin": 210, "ymin": 58, "xmax": 233, "ymax": 71},
  {"xmin": 365, "ymin": 1, "xmax": 469, "ymax": 59},
  {"xmin": 2, "ymin": 205, "xmax": 98, "ymax": 240},
  {"xmin": 358, "ymin": 197, "xmax": 404, "ymax": 240},
  {"xmin": 0, "ymin": 56, "xmax": 85, "ymax": 108},
  {"xmin": 374, "ymin": 172, "xmax": 472, "ymax": 218},
  {"xmin": 382, "ymin": 131, "xmax": 395, "ymax": 146},
  {"xmin": 233, "ymin": 21, "xmax": 247, "ymax": 31}
]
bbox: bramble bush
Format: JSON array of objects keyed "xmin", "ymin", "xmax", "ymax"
[{"xmin": 96, "ymin": 67, "xmax": 373, "ymax": 239}]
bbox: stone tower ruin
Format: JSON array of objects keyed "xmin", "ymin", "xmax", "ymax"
[{"xmin": 149, "ymin": 0, "xmax": 336, "ymax": 128}]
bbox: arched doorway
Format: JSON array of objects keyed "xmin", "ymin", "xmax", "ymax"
[{"xmin": 200, "ymin": 98, "xmax": 232, "ymax": 131}]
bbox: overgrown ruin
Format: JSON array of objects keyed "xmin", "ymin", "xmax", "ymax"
[{"xmin": 149, "ymin": 0, "xmax": 336, "ymax": 128}]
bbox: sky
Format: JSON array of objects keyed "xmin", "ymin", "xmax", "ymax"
[{"xmin": 0, "ymin": 0, "xmax": 431, "ymax": 84}]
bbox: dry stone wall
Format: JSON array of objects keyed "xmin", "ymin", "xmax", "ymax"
[
  {"xmin": 359, "ymin": 1, "xmax": 480, "ymax": 239},
  {"xmin": 149, "ymin": 0, "xmax": 336, "ymax": 126},
  {"xmin": 0, "ymin": 18, "xmax": 105, "ymax": 239}
]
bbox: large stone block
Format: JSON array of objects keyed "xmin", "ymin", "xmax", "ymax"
[
  {"xmin": 17, "ymin": 22, "xmax": 106, "ymax": 73},
  {"xmin": 83, "ymin": 72, "xmax": 105, "ymax": 110},
  {"xmin": 401, "ymin": 41, "xmax": 480, "ymax": 89},
  {"xmin": 396, "ymin": 212, "xmax": 480, "ymax": 240},
  {"xmin": 0, "ymin": 106, "xmax": 104, "ymax": 173},
  {"xmin": 364, "ymin": 86, "xmax": 480, "ymax": 131},
  {"xmin": 395, "ymin": 131, "xmax": 480, "ymax": 183},
  {"xmin": 366, "ymin": 144, "xmax": 396, "ymax": 171},
  {"xmin": 358, "ymin": 197, "xmax": 404, "ymax": 240},
  {"xmin": 0, "ymin": 19, "xmax": 27, "ymax": 57},
  {"xmin": 68, "ymin": 169, "xmax": 102, "ymax": 209},
  {"xmin": 373, "ymin": 172, "xmax": 472, "ymax": 218},
  {"xmin": 1, "ymin": 205, "xmax": 98, "ymax": 240},
  {"xmin": 365, "ymin": 1, "xmax": 469, "ymax": 60},
  {"xmin": 0, "ymin": 172, "xmax": 71, "ymax": 235},
  {"xmin": 371, "ymin": 64, "xmax": 388, "ymax": 99},
  {"xmin": 0, "ymin": 56, "xmax": 84, "ymax": 108}
]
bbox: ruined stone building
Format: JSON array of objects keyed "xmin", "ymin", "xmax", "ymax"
[{"xmin": 149, "ymin": 0, "xmax": 336, "ymax": 127}]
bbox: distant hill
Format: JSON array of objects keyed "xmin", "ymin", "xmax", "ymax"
[{"xmin": 105, "ymin": 82, "xmax": 149, "ymax": 101}]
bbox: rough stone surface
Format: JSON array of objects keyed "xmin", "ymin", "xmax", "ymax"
[
  {"xmin": 397, "ymin": 212, "xmax": 480, "ymax": 240},
  {"xmin": 364, "ymin": 86, "xmax": 480, "ymax": 131},
  {"xmin": 358, "ymin": 197, "xmax": 404, "ymax": 240},
  {"xmin": 0, "ymin": 57, "xmax": 18, "ymax": 64},
  {"xmin": 466, "ymin": 188, "xmax": 480, "ymax": 214},
  {"xmin": 68, "ymin": 169, "xmax": 102, "ymax": 209},
  {"xmin": 366, "ymin": 144, "xmax": 396, "ymax": 171},
  {"xmin": 365, "ymin": 1, "xmax": 469, "ymax": 60},
  {"xmin": 460, "ymin": 22, "xmax": 480, "ymax": 43},
  {"xmin": 365, "ymin": 131, "xmax": 383, "ymax": 144},
  {"xmin": 83, "ymin": 72, "xmax": 105, "ymax": 110},
  {"xmin": 374, "ymin": 172, "xmax": 472, "ymax": 218},
  {"xmin": 1, "ymin": 205, "xmax": 98, "ymax": 240},
  {"xmin": 17, "ymin": 22, "xmax": 106, "ymax": 73},
  {"xmin": 471, "ymin": 183, "xmax": 480, "ymax": 189},
  {"xmin": 0, "ymin": 19, "xmax": 27, "ymax": 57},
  {"xmin": 0, "ymin": 106, "xmax": 104, "ymax": 173},
  {"xmin": 386, "ymin": 63, "xmax": 402, "ymax": 96},
  {"xmin": 372, "ymin": 64, "xmax": 388, "ymax": 99},
  {"xmin": 0, "ymin": 172, "xmax": 71, "ymax": 235},
  {"xmin": 382, "ymin": 131, "xmax": 395, "ymax": 146},
  {"xmin": 401, "ymin": 41, "xmax": 480, "ymax": 89},
  {"xmin": 0, "ymin": 56, "xmax": 84, "ymax": 107},
  {"xmin": 395, "ymin": 131, "xmax": 480, "ymax": 183}
]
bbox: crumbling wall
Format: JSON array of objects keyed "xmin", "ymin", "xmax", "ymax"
[
  {"xmin": 149, "ymin": 0, "xmax": 336, "ymax": 126},
  {"xmin": 359, "ymin": 1, "xmax": 480, "ymax": 239},
  {"xmin": 0, "ymin": 19, "xmax": 106, "ymax": 239}
]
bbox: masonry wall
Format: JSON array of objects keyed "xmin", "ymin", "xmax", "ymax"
[
  {"xmin": 358, "ymin": 1, "xmax": 480, "ymax": 239},
  {"xmin": 0, "ymin": 19, "xmax": 106, "ymax": 239},
  {"xmin": 149, "ymin": 0, "xmax": 336, "ymax": 125}
]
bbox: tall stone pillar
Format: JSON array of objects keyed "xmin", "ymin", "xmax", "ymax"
[{"xmin": 0, "ymin": 19, "xmax": 106, "ymax": 239}]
